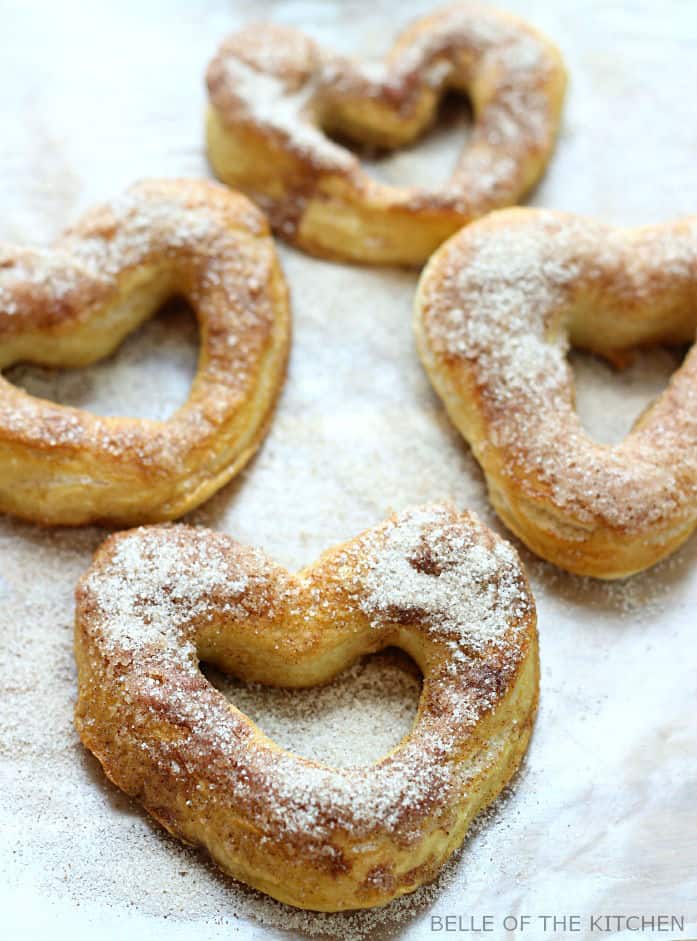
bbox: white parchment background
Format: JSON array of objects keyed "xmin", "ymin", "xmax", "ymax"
[{"xmin": 0, "ymin": 2, "xmax": 696, "ymax": 939}]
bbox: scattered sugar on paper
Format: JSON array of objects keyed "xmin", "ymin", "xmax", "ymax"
[
  {"xmin": 6, "ymin": 299, "xmax": 198, "ymax": 420},
  {"xmin": 1, "ymin": 224, "xmax": 694, "ymax": 938},
  {"xmin": 205, "ymin": 650, "xmax": 420, "ymax": 769},
  {"xmin": 1, "ymin": 38, "xmax": 696, "ymax": 941}
]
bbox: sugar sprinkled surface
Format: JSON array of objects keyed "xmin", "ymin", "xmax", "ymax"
[
  {"xmin": 3, "ymin": 275, "xmax": 693, "ymax": 934},
  {"xmin": 3, "ymin": 202, "xmax": 697, "ymax": 941},
  {"xmin": 0, "ymin": 191, "xmax": 221, "ymax": 330},
  {"xmin": 422, "ymin": 212, "xmax": 697, "ymax": 531},
  {"xmin": 570, "ymin": 346, "xmax": 685, "ymax": 445},
  {"xmin": 207, "ymin": 2, "xmax": 563, "ymax": 215},
  {"xmin": 0, "ymin": 179, "xmax": 280, "ymax": 478},
  {"xmin": 78, "ymin": 505, "xmax": 530, "ymax": 848},
  {"xmin": 219, "ymin": 57, "xmax": 355, "ymax": 172},
  {"xmin": 358, "ymin": 505, "xmax": 529, "ymax": 655},
  {"xmin": 2, "ymin": 2, "xmax": 697, "ymax": 939}
]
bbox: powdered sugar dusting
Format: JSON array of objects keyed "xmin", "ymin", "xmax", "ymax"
[
  {"xmin": 0, "ymin": 247, "xmax": 91, "ymax": 326},
  {"xmin": 64, "ymin": 191, "xmax": 220, "ymax": 278},
  {"xmin": 2, "ymin": 232, "xmax": 695, "ymax": 933},
  {"xmin": 0, "ymin": 191, "xmax": 217, "ymax": 335}
]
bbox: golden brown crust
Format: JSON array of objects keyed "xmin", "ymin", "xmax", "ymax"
[
  {"xmin": 0, "ymin": 179, "xmax": 291, "ymax": 526},
  {"xmin": 205, "ymin": 3, "xmax": 566, "ymax": 266},
  {"xmin": 74, "ymin": 504, "xmax": 538, "ymax": 911},
  {"xmin": 414, "ymin": 208, "xmax": 697, "ymax": 578}
]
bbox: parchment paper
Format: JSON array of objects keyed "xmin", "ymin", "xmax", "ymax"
[{"xmin": 1, "ymin": 2, "xmax": 695, "ymax": 939}]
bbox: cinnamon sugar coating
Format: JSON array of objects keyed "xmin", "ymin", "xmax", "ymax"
[
  {"xmin": 74, "ymin": 505, "xmax": 538, "ymax": 911},
  {"xmin": 415, "ymin": 208, "xmax": 697, "ymax": 578},
  {"xmin": 205, "ymin": 3, "xmax": 566, "ymax": 266},
  {"xmin": 0, "ymin": 179, "xmax": 290, "ymax": 525}
]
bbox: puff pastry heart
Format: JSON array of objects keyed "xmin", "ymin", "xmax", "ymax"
[
  {"xmin": 206, "ymin": 3, "xmax": 566, "ymax": 266},
  {"xmin": 74, "ymin": 504, "xmax": 538, "ymax": 911},
  {"xmin": 0, "ymin": 179, "xmax": 290, "ymax": 526},
  {"xmin": 415, "ymin": 208, "xmax": 697, "ymax": 578}
]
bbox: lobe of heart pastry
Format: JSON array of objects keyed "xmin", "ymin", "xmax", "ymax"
[
  {"xmin": 74, "ymin": 504, "xmax": 538, "ymax": 911},
  {"xmin": 205, "ymin": 4, "xmax": 566, "ymax": 265},
  {"xmin": 415, "ymin": 208, "xmax": 697, "ymax": 578},
  {"xmin": 0, "ymin": 179, "xmax": 291, "ymax": 525}
]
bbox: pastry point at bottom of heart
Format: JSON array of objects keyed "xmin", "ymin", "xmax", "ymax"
[{"xmin": 74, "ymin": 504, "xmax": 538, "ymax": 911}]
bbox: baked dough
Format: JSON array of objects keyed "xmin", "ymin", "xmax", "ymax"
[
  {"xmin": 74, "ymin": 504, "xmax": 538, "ymax": 911},
  {"xmin": 205, "ymin": 3, "xmax": 566, "ymax": 266},
  {"xmin": 415, "ymin": 208, "xmax": 697, "ymax": 579},
  {"xmin": 0, "ymin": 179, "xmax": 290, "ymax": 526}
]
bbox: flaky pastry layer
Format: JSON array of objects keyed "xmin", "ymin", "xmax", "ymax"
[
  {"xmin": 0, "ymin": 179, "xmax": 290, "ymax": 525},
  {"xmin": 206, "ymin": 3, "xmax": 566, "ymax": 266},
  {"xmin": 415, "ymin": 208, "xmax": 697, "ymax": 578},
  {"xmin": 74, "ymin": 505, "xmax": 538, "ymax": 910}
]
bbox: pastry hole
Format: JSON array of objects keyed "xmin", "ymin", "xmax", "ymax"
[
  {"xmin": 569, "ymin": 345, "xmax": 687, "ymax": 444},
  {"xmin": 4, "ymin": 296, "xmax": 198, "ymax": 420},
  {"xmin": 325, "ymin": 90, "xmax": 473, "ymax": 188},
  {"xmin": 201, "ymin": 648, "xmax": 422, "ymax": 768}
]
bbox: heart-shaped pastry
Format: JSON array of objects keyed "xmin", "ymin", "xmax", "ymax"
[
  {"xmin": 205, "ymin": 4, "xmax": 566, "ymax": 266},
  {"xmin": 415, "ymin": 208, "xmax": 697, "ymax": 578},
  {"xmin": 0, "ymin": 179, "xmax": 290, "ymax": 526},
  {"xmin": 74, "ymin": 504, "xmax": 538, "ymax": 911}
]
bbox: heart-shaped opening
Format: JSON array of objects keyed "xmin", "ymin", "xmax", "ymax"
[
  {"xmin": 3, "ymin": 295, "xmax": 198, "ymax": 421},
  {"xmin": 75, "ymin": 508, "xmax": 537, "ymax": 910},
  {"xmin": 569, "ymin": 344, "xmax": 688, "ymax": 444},
  {"xmin": 202, "ymin": 648, "xmax": 422, "ymax": 769},
  {"xmin": 206, "ymin": 10, "xmax": 564, "ymax": 266},
  {"xmin": 325, "ymin": 91, "xmax": 473, "ymax": 189}
]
